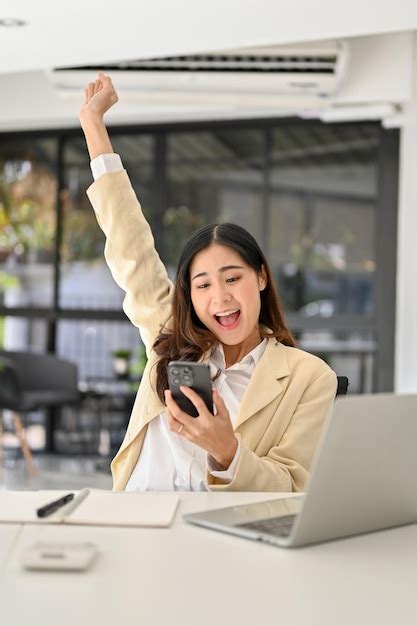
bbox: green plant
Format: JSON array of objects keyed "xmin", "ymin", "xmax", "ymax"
[
  {"xmin": 112, "ymin": 349, "xmax": 132, "ymax": 359},
  {"xmin": 130, "ymin": 345, "xmax": 148, "ymax": 377},
  {"xmin": 0, "ymin": 160, "xmax": 56, "ymax": 258},
  {"xmin": 0, "ymin": 271, "xmax": 19, "ymax": 291}
]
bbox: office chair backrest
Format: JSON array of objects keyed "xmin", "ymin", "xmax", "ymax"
[
  {"xmin": 0, "ymin": 350, "xmax": 80, "ymax": 413},
  {"xmin": 0, "ymin": 350, "xmax": 77, "ymax": 393},
  {"xmin": 0, "ymin": 356, "xmax": 21, "ymax": 406},
  {"xmin": 336, "ymin": 376, "xmax": 349, "ymax": 396}
]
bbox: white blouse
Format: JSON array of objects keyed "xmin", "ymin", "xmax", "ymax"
[{"xmin": 125, "ymin": 339, "xmax": 267, "ymax": 491}]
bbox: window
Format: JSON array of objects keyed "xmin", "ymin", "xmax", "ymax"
[
  {"xmin": 60, "ymin": 135, "xmax": 154, "ymax": 310},
  {"xmin": 0, "ymin": 138, "xmax": 57, "ymax": 308},
  {"xmin": 0, "ymin": 122, "xmax": 399, "ymax": 394},
  {"xmin": 166, "ymin": 129, "xmax": 264, "ymax": 270}
]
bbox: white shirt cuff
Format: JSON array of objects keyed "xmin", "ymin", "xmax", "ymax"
[
  {"xmin": 208, "ymin": 438, "xmax": 241, "ymax": 482},
  {"xmin": 90, "ymin": 153, "xmax": 124, "ymax": 181}
]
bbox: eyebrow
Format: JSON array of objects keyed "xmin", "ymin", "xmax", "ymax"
[{"xmin": 191, "ymin": 265, "xmax": 244, "ymax": 282}]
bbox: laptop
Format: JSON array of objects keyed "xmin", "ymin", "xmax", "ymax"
[{"xmin": 184, "ymin": 393, "xmax": 417, "ymax": 547}]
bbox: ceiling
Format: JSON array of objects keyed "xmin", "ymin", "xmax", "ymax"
[
  {"xmin": 2, "ymin": 0, "xmax": 417, "ymax": 74},
  {"xmin": 1, "ymin": 1, "xmax": 417, "ymax": 130}
]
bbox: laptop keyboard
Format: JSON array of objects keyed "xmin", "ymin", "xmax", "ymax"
[{"xmin": 236, "ymin": 514, "xmax": 296, "ymax": 537}]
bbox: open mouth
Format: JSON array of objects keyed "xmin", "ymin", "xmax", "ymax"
[{"xmin": 214, "ymin": 309, "xmax": 241, "ymax": 330}]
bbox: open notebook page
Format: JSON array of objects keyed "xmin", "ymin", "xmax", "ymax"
[
  {"xmin": 64, "ymin": 490, "xmax": 179, "ymax": 527},
  {"xmin": 0, "ymin": 491, "xmax": 66, "ymax": 524}
]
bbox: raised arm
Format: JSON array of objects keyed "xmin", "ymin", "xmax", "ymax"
[
  {"xmin": 79, "ymin": 72, "xmax": 117, "ymax": 159},
  {"xmin": 79, "ymin": 73, "xmax": 174, "ymax": 352}
]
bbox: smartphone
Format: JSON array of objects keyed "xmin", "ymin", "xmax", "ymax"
[{"xmin": 167, "ymin": 361, "xmax": 213, "ymax": 418}]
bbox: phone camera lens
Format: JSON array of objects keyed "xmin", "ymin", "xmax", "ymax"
[
  {"xmin": 173, "ymin": 377, "xmax": 180, "ymax": 385},
  {"xmin": 183, "ymin": 367, "xmax": 191, "ymax": 375},
  {"xmin": 172, "ymin": 368, "xmax": 179, "ymax": 376}
]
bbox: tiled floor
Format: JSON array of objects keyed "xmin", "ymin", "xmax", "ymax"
[{"xmin": 0, "ymin": 453, "xmax": 113, "ymax": 491}]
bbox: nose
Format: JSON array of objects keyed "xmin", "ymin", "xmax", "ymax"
[{"xmin": 212, "ymin": 282, "xmax": 232, "ymax": 305}]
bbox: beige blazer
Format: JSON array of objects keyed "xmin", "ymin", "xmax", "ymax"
[{"xmin": 87, "ymin": 170, "xmax": 337, "ymax": 493}]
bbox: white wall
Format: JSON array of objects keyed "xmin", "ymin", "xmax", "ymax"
[
  {"xmin": 395, "ymin": 33, "xmax": 417, "ymax": 392},
  {"xmin": 0, "ymin": 32, "xmax": 413, "ymax": 131}
]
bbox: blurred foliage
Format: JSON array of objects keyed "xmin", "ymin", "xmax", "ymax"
[
  {"xmin": 0, "ymin": 158, "xmax": 105, "ymax": 264},
  {"xmin": 62, "ymin": 208, "xmax": 104, "ymax": 262},
  {"xmin": 0, "ymin": 159, "xmax": 56, "ymax": 260},
  {"xmin": 130, "ymin": 344, "xmax": 148, "ymax": 378},
  {"xmin": 162, "ymin": 205, "xmax": 203, "ymax": 266},
  {"xmin": 0, "ymin": 270, "xmax": 19, "ymax": 291}
]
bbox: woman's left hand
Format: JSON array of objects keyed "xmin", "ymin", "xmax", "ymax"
[{"xmin": 164, "ymin": 387, "xmax": 238, "ymax": 470}]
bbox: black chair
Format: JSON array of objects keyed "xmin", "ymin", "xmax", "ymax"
[
  {"xmin": 336, "ymin": 376, "xmax": 349, "ymax": 396},
  {"xmin": 0, "ymin": 350, "xmax": 80, "ymax": 474}
]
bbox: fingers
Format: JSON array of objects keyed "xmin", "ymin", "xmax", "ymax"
[
  {"xmin": 165, "ymin": 407, "xmax": 186, "ymax": 436},
  {"xmin": 86, "ymin": 81, "xmax": 95, "ymax": 103},
  {"xmin": 97, "ymin": 71, "xmax": 114, "ymax": 93},
  {"xmin": 82, "ymin": 72, "xmax": 118, "ymax": 111},
  {"xmin": 179, "ymin": 386, "xmax": 209, "ymax": 416},
  {"xmin": 164, "ymin": 390, "xmax": 194, "ymax": 428}
]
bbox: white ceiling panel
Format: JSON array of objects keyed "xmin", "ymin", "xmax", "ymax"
[{"xmin": 1, "ymin": 0, "xmax": 417, "ymax": 74}]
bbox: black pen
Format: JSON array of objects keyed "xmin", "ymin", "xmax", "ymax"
[{"xmin": 36, "ymin": 493, "xmax": 74, "ymax": 518}]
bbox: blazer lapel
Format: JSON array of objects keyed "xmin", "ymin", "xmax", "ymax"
[{"xmin": 235, "ymin": 339, "xmax": 290, "ymax": 430}]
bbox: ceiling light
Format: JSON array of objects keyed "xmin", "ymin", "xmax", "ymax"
[{"xmin": 0, "ymin": 18, "xmax": 27, "ymax": 27}]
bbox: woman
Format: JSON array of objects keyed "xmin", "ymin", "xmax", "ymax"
[{"xmin": 79, "ymin": 73, "xmax": 337, "ymax": 492}]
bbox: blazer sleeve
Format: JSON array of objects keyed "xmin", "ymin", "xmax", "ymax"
[
  {"xmin": 207, "ymin": 368, "xmax": 337, "ymax": 492},
  {"xmin": 86, "ymin": 170, "xmax": 174, "ymax": 353}
]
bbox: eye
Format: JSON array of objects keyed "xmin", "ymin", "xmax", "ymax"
[
  {"xmin": 196, "ymin": 283, "xmax": 209, "ymax": 289},
  {"xmin": 226, "ymin": 276, "xmax": 239, "ymax": 284}
]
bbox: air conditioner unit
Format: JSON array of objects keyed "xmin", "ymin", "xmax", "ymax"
[{"xmin": 48, "ymin": 40, "xmax": 349, "ymax": 102}]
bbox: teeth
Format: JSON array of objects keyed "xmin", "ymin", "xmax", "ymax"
[{"xmin": 215, "ymin": 309, "xmax": 239, "ymax": 317}]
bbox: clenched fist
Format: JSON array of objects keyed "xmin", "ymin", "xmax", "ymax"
[{"xmin": 79, "ymin": 72, "xmax": 118, "ymax": 122}]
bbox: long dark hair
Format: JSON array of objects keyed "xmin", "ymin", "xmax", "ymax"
[{"xmin": 153, "ymin": 223, "xmax": 295, "ymax": 402}]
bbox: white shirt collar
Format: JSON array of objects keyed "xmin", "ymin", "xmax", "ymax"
[{"xmin": 210, "ymin": 338, "xmax": 267, "ymax": 373}]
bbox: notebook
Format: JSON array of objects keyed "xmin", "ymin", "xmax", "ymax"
[{"xmin": 0, "ymin": 489, "xmax": 179, "ymax": 527}]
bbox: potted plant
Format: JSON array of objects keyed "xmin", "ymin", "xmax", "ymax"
[{"xmin": 112, "ymin": 349, "xmax": 132, "ymax": 380}]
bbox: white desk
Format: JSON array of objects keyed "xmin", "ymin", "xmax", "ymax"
[
  {"xmin": 1, "ymin": 492, "xmax": 417, "ymax": 626},
  {"xmin": 0, "ymin": 524, "xmax": 22, "ymax": 573}
]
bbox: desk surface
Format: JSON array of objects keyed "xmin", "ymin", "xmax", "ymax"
[{"xmin": 1, "ymin": 492, "xmax": 416, "ymax": 626}]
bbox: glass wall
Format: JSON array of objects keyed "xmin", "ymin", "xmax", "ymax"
[
  {"xmin": 269, "ymin": 124, "xmax": 377, "ymax": 318},
  {"xmin": 0, "ymin": 121, "xmax": 398, "ymax": 398},
  {"xmin": 60, "ymin": 135, "xmax": 154, "ymax": 310},
  {"xmin": 0, "ymin": 138, "xmax": 57, "ymax": 310},
  {"xmin": 0, "ymin": 316, "xmax": 49, "ymax": 454},
  {"xmin": 57, "ymin": 319, "xmax": 141, "ymax": 380},
  {"xmin": 166, "ymin": 129, "xmax": 265, "ymax": 271}
]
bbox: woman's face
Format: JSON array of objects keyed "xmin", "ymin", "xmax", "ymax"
[{"xmin": 189, "ymin": 243, "xmax": 267, "ymax": 346}]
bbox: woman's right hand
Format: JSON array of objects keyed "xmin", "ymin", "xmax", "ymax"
[
  {"xmin": 79, "ymin": 71, "xmax": 118, "ymax": 121},
  {"xmin": 78, "ymin": 72, "xmax": 117, "ymax": 160}
]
